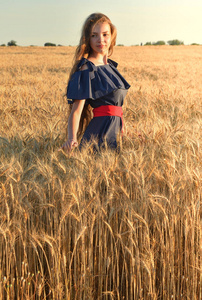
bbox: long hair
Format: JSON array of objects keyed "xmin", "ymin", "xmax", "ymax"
[{"xmin": 67, "ymin": 13, "xmax": 117, "ymax": 139}]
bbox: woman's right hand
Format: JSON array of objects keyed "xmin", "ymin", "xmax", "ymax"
[
  {"xmin": 59, "ymin": 99, "xmax": 85, "ymax": 153},
  {"xmin": 59, "ymin": 139, "xmax": 78, "ymax": 153}
]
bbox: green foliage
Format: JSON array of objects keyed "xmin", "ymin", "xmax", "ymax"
[
  {"xmin": 144, "ymin": 42, "xmax": 152, "ymax": 46},
  {"xmin": 1, "ymin": 44, "xmax": 6, "ymax": 47},
  {"xmin": 153, "ymin": 41, "xmax": 166, "ymax": 45},
  {"xmin": 167, "ymin": 39, "xmax": 184, "ymax": 45},
  {"xmin": 44, "ymin": 42, "xmax": 56, "ymax": 47},
  {"xmin": 7, "ymin": 40, "xmax": 17, "ymax": 46}
]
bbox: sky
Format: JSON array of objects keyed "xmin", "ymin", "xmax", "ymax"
[{"xmin": 1, "ymin": 0, "xmax": 202, "ymax": 46}]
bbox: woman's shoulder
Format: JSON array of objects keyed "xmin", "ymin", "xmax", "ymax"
[
  {"xmin": 76, "ymin": 58, "xmax": 89, "ymax": 71},
  {"xmin": 107, "ymin": 58, "xmax": 118, "ymax": 68}
]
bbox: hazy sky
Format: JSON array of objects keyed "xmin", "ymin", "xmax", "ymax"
[{"xmin": 1, "ymin": 0, "xmax": 202, "ymax": 46}]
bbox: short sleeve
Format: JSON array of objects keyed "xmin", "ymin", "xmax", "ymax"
[{"xmin": 66, "ymin": 58, "xmax": 130, "ymax": 104}]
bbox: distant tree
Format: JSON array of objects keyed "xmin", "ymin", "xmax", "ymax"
[
  {"xmin": 153, "ymin": 41, "xmax": 166, "ymax": 45},
  {"xmin": 7, "ymin": 40, "xmax": 17, "ymax": 46},
  {"xmin": 144, "ymin": 42, "xmax": 152, "ymax": 46},
  {"xmin": 167, "ymin": 39, "xmax": 184, "ymax": 45},
  {"xmin": 44, "ymin": 42, "xmax": 56, "ymax": 47},
  {"xmin": 1, "ymin": 44, "xmax": 6, "ymax": 47},
  {"xmin": 117, "ymin": 44, "xmax": 124, "ymax": 46},
  {"xmin": 191, "ymin": 43, "xmax": 200, "ymax": 45}
]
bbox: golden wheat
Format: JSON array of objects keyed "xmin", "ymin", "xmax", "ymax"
[{"xmin": 0, "ymin": 45, "xmax": 201, "ymax": 299}]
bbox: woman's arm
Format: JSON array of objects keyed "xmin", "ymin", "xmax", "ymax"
[{"xmin": 61, "ymin": 99, "xmax": 85, "ymax": 152}]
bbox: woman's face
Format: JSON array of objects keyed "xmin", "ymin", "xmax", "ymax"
[{"xmin": 89, "ymin": 22, "xmax": 111, "ymax": 56}]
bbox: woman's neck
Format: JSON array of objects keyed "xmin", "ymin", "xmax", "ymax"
[{"xmin": 87, "ymin": 53, "xmax": 108, "ymax": 66}]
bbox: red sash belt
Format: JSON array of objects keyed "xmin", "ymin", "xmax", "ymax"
[
  {"xmin": 93, "ymin": 105, "xmax": 123, "ymax": 132},
  {"xmin": 93, "ymin": 105, "xmax": 122, "ymax": 118}
]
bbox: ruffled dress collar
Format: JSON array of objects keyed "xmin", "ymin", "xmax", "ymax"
[
  {"xmin": 77, "ymin": 57, "xmax": 118, "ymax": 70},
  {"xmin": 67, "ymin": 57, "xmax": 130, "ymax": 101}
]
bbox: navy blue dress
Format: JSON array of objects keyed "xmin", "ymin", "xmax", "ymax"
[{"xmin": 67, "ymin": 58, "xmax": 130, "ymax": 149}]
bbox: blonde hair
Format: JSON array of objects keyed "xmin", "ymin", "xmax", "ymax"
[
  {"xmin": 67, "ymin": 13, "xmax": 117, "ymax": 139},
  {"xmin": 70, "ymin": 13, "xmax": 117, "ymax": 78}
]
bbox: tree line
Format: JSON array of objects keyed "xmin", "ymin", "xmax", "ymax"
[
  {"xmin": 1, "ymin": 40, "xmax": 200, "ymax": 47},
  {"xmin": 144, "ymin": 40, "xmax": 184, "ymax": 45},
  {"xmin": 0, "ymin": 41, "xmax": 64, "ymax": 47}
]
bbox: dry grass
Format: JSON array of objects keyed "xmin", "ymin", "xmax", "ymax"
[{"xmin": 0, "ymin": 45, "xmax": 201, "ymax": 299}]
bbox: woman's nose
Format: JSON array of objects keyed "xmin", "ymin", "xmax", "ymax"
[{"xmin": 98, "ymin": 35, "xmax": 103, "ymax": 42}]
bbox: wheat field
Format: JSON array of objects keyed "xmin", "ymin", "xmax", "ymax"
[{"xmin": 0, "ymin": 45, "xmax": 201, "ymax": 299}]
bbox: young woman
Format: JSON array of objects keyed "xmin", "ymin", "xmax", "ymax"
[{"xmin": 61, "ymin": 13, "xmax": 130, "ymax": 152}]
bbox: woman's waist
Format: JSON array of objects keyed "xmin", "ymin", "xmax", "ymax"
[{"xmin": 93, "ymin": 105, "xmax": 123, "ymax": 118}]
